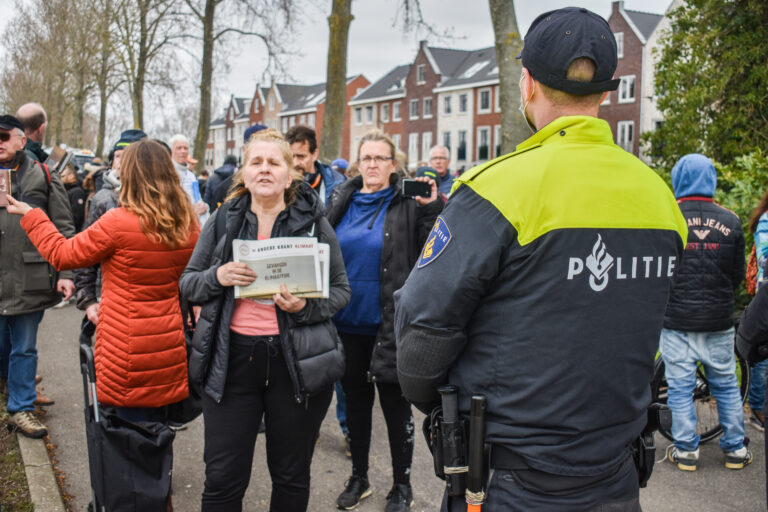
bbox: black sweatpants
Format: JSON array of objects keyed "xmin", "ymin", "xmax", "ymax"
[
  {"xmin": 339, "ymin": 332, "xmax": 414, "ymax": 484},
  {"xmin": 201, "ymin": 332, "xmax": 333, "ymax": 512}
]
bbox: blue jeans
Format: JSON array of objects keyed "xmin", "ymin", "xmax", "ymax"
[
  {"xmin": 660, "ymin": 327, "xmax": 745, "ymax": 452},
  {"xmin": 747, "ymin": 359, "xmax": 768, "ymax": 411},
  {"xmin": 0, "ymin": 311, "xmax": 45, "ymax": 414},
  {"xmin": 335, "ymin": 380, "xmax": 348, "ymax": 435}
]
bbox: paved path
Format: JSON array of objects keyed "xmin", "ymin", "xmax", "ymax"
[{"xmin": 36, "ymin": 306, "xmax": 765, "ymax": 511}]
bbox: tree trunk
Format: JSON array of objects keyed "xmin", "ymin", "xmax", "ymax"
[
  {"xmin": 96, "ymin": 0, "xmax": 112, "ymax": 157},
  {"xmin": 489, "ymin": 0, "xmax": 527, "ymax": 153},
  {"xmin": 319, "ymin": 0, "xmax": 353, "ymax": 163},
  {"xmin": 192, "ymin": 0, "xmax": 216, "ymax": 172}
]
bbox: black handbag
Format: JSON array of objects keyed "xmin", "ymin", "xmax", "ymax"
[{"xmin": 165, "ymin": 303, "xmax": 203, "ymax": 424}]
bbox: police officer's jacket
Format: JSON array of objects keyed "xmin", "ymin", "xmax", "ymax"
[{"xmin": 394, "ymin": 116, "xmax": 687, "ymax": 477}]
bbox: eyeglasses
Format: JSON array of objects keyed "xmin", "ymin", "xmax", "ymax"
[
  {"xmin": 359, "ymin": 155, "xmax": 393, "ymax": 165},
  {"xmin": 0, "ymin": 132, "xmax": 13, "ymax": 142},
  {"xmin": 430, "ymin": 156, "xmax": 448, "ymax": 161}
]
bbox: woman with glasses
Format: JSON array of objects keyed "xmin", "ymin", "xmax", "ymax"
[{"xmin": 326, "ymin": 130, "xmax": 442, "ymax": 512}]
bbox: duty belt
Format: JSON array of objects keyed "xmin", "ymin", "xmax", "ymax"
[{"xmin": 489, "ymin": 444, "xmax": 632, "ymax": 496}]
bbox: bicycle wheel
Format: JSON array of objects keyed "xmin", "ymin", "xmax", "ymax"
[{"xmin": 650, "ymin": 350, "xmax": 750, "ymax": 444}]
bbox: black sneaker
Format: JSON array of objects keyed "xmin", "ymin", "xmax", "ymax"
[
  {"xmin": 337, "ymin": 475, "xmax": 371, "ymax": 510},
  {"xmin": 385, "ymin": 483, "xmax": 413, "ymax": 512}
]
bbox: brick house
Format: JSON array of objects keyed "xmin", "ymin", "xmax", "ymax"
[
  {"xmin": 601, "ymin": 1, "xmax": 663, "ymax": 158},
  {"xmin": 402, "ymin": 42, "xmax": 472, "ymax": 168},
  {"xmin": 348, "ymin": 64, "xmax": 410, "ymax": 161},
  {"xmin": 434, "ymin": 46, "xmax": 501, "ymax": 172}
]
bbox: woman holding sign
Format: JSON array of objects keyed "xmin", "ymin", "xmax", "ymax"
[
  {"xmin": 180, "ymin": 129, "xmax": 350, "ymax": 512},
  {"xmin": 325, "ymin": 130, "xmax": 442, "ymax": 512}
]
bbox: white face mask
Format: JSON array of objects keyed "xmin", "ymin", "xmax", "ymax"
[{"xmin": 518, "ymin": 73, "xmax": 538, "ymax": 134}]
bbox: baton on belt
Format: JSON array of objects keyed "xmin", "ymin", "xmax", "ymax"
[
  {"xmin": 438, "ymin": 385, "xmax": 467, "ymax": 496},
  {"xmin": 466, "ymin": 395, "xmax": 487, "ymax": 512}
]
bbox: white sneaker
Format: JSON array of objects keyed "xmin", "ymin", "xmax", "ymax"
[
  {"xmin": 668, "ymin": 446, "xmax": 699, "ymax": 471},
  {"xmin": 724, "ymin": 446, "xmax": 753, "ymax": 469}
]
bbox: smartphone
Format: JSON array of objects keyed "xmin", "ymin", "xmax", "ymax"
[{"xmin": 401, "ymin": 179, "xmax": 431, "ymax": 198}]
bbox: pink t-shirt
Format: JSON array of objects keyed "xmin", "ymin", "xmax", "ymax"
[{"xmin": 230, "ymin": 234, "xmax": 280, "ymax": 336}]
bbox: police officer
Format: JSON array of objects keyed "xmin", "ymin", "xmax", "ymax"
[{"xmin": 394, "ymin": 7, "xmax": 688, "ymax": 511}]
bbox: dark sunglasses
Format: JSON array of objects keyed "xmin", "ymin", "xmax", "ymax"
[{"xmin": 0, "ymin": 132, "xmax": 15, "ymax": 142}]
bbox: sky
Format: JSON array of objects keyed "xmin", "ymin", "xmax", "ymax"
[{"xmin": 0, "ymin": 0, "xmax": 673, "ymax": 134}]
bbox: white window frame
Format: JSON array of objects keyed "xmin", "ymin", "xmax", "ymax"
[
  {"xmin": 381, "ymin": 103, "xmax": 389, "ymax": 123},
  {"xmin": 423, "ymin": 97, "xmax": 433, "ymax": 119},
  {"xmin": 615, "ymin": 32, "xmax": 624, "ymax": 59},
  {"xmin": 417, "ymin": 64, "xmax": 426, "ymax": 85},
  {"xmin": 494, "ymin": 125, "xmax": 501, "ymax": 158},
  {"xmin": 354, "ymin": 107, "xmax": 362, "ymax": 125},
  {"xmin": 408, "ymin": 132, "xmax": 419, "ymax": 163},
  {"xmin": 494, "ymin": 86, "xmax": 501, "ymax": 113},
  {"xmin": 253, "ymin": 101, "xmax": 259, "ymax": 113},
  {"xmin": 299, "ymin": 114, "xmax": 306, "ymax": 125},
  {"xmin": 478, "ymin": 88, "xmax": 491, "ymax": 114},
  {"xmin": 476, "ymin": 126, "xmax": 490, "ymax": 161},
  {"xmin": 443, "ymin": 131, "xmax": 451, "ymax": 151},
  {"xmin": 288, "ymin": 116, "xmax": 296, "ymax": 128},
  {"xmin": 457, "ymin": 130, "xmax": 467, "ymax": 161},
  {"xmin": 443, "ymin": 96, "xmax": 452, "ymax": 115},
  {"xmin": 393, "ymin": 101, "xmax": 402, "ymax": 122},
  {"xmin": 618, "ymin": 75, "xmax": 636, "ymax": 103},
  {"xmin": 617, "ymin": 121, "xmax": 634, "ymax": 152},
  {"xmin": 365, "ymin": 105, "xmax": 374, "ymax": 124},
  {"xmin": 308, "ymin": 113, "xmax": 315, "ymax": 127},
  {"xmin": 459, "ymin": 93, "xmax": 468, "ymax": 113},
  {"xmin": 409, "ymin": 99, "xmax": 419, "ymax": 120},
  {"xmin": 421, "ymin": 131, "xmax": 433, "ymax": 161},
  {"xmin": 269, "ymin": 95, "xmax": 275, "ymax": 110},
  {"xmin": 392, "ymin": 134, "xmax": 401, "ymax": 150},
  {"xmin": 281, "ymin": 117, "xmax": 288, "ymax": 133}
]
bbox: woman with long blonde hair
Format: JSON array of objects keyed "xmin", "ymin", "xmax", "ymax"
[
  {"xmin": 180, "ymin": 129, "xmax": 350, "ymax": 511},
  {"xmin": 8, "ymin": 139, "xmax": 200, "ymax": 506}
]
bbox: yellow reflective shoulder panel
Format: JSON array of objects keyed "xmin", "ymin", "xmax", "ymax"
[{"xmin": 465, "ymin": 143, "xmax": 687, "ymax": 246}]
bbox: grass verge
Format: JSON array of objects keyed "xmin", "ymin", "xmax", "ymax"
[{"xmin": 0, "ymin": 393, "xmax": 34, "ymax": 512}]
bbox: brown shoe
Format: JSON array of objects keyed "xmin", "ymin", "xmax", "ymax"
[
  {"xmin": 35, "ymin": 375, "xmax": 42, "ymax": 385},
  {"xmin": 34, "ymin": 387, "xmax": 55, "ymax": 406},
  {"xmin": 8, "ymin": 410, "xmax": 47, "ymax": 438}
]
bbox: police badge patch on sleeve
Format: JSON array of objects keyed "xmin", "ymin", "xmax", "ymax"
[{"xmin": 418, "ymin": 216, "xmax": 452, "ymax": 268}]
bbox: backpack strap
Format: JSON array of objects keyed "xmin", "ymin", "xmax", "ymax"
[{"xmin": 36, "ymin": 161, "xmax": 51, "ymax": 185}]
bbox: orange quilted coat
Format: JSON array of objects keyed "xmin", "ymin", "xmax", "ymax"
[{"xmin": 21, "ymin": 207, "xmax": 200, "ymax": 407}]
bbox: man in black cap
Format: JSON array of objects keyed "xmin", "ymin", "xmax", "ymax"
[
  {"xmin": 394, "ymin": 7, "xmax": 687, "ymax": 511},
  {"xmin": 0, "ymin": 115, "xmax": 75, "ymax": 438}
]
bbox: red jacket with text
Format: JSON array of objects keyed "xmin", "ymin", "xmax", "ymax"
[{"xmin": 21, "ymin": 207, "xmax": 199, "ymax": 407}]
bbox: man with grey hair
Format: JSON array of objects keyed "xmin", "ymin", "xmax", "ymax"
[
  {"xmin": 170, "ymin": 133, "xmax": 208, "ymax": 224},
  {"xmin": 417, "ymin": 145, "xmax": 454, "ymax": 197},
  {"xmin": 0, "ymin": 114, "xmax": 75, "ymax": 438},
  {"xmin": 15, "ymin": 103, "xmax": 48, "ymax": 163}
]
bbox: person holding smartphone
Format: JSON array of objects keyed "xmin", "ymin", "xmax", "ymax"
[{"xmin": 325, "ymin": 130, "xmax": 442, "ymax": 512}]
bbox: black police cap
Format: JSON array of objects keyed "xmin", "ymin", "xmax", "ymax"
[{"xmin": 517, "ymin": 7, "xmax": 620, "ymax": 96}]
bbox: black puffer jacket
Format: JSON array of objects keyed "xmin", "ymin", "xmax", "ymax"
[
  {"xmin": 664, "ymin": 200, "xmax": 744, "ymax": 331},
  {"xmin": 180, "ymin": 181, "xmax": 351, "ymax": 403},
  {"xmin": 326, "ymin": 173, "xmax": 442, "ymax": 383}
]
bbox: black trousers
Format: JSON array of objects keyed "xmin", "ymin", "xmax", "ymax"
[
  {"xmin": 339, "ymin": 332, "xmax": 414, "ymax": 484},
  {"xmin": 201, "ymin": 333, "xmax": 333, "ymax": 512}
]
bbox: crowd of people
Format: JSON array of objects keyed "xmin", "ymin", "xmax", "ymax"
[{"xmin": 1, "ymin": 6, "xmax": 767, "ymax": 512}]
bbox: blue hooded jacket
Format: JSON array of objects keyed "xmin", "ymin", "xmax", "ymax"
[{"xmin": 671, "ymin": 153, "xmax": 717, "ymax": 199}]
